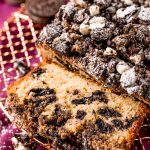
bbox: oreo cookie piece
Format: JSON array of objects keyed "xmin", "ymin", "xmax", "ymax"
[
  {"xmin": 26, "ymin": 0, "xmax": 64, "ymax": 24},
  {"xmin": 14, "ymin": 61, "xmax": 30, "ymax": 77}
]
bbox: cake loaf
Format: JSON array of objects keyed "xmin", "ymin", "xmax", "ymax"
[
  {"xmin": 6, "ymin": 62, "xmax": 146, "ymax": 150},
  {"xmin": 37, "ymin": 0, "xmax": 150, "ymax": 105}
]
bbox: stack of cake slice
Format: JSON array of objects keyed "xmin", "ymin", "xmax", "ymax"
[{"xmin": 5, "ymin": 0, "xmax": 149, "ymax": 149}]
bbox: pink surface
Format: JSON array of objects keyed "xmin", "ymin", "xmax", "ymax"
[{"xmin": 0, "ymin": 0, "xmax": 18, "ymax": 28}]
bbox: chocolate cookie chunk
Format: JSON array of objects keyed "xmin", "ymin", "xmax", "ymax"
[
  {"xmin": 26, "ymin": 0, "xmax": 64, "ymax": 24},
  {"xmin": 14, "ymin": 61, "xmax": 30, "ymax": 77}
]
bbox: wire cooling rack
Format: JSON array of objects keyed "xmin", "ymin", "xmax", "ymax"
[
  {"xmin": 0, "ymin": 10, "xmax": 42, "ymax": 103},
  {"xmin": 0, "ymin": 9, "xmax": 149, "ymax": 150}
]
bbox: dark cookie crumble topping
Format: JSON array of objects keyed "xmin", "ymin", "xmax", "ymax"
[{"xmin": 38, "ymin": 0, "xmax": 150, "ymax": 103}]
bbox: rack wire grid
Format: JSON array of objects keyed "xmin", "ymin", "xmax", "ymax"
[{"xmin": 0, "ymin": 9, "xmax": 149, "ymax": 150}]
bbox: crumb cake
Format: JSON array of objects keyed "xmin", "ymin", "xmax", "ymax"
[
  {"xmin": 6, "ymin": 62, "xmax": 146, "ymax": 150},
  {"xmin": 37, "ymin": 0, "xmax": 150, "ymax": 105}
]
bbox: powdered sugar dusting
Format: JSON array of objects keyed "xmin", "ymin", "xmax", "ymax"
[
  {"xmin": 116, "ymin": 5, "xmax": 137, "ymax": 18},
  {"xmin": 120, "ymin": 67, "xmax": 137, "ymax": 87},
  {"xmin": 138, "ymin": 6, "xmax": 150, "ymax": 21}
]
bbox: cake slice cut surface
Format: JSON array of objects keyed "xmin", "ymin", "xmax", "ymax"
[{"xmin": 6, "ymin": 62, "xmax": 146, "ymax": 150}]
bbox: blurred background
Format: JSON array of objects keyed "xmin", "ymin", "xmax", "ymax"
[
  {"xmin": 0, "ymin": 0, "xmax": 19, "ymax": 28},
  {"xmin": 0, "ymin": 0, "xmax": 68, "ymax": 28}
]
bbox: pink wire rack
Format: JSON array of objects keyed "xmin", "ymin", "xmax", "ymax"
[{"xmin": 0, "ymin": 9, "xmax": 149, "ymax": 150}]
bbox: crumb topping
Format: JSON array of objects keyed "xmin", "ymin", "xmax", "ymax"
[{"xmin": 37, "ymin": 0, "xmax": 150, "ymax": 100}]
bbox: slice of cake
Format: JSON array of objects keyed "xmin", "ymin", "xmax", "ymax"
[
  {"xmin": 6, "ymin": 62, "xmax": 146, "ymax": 150},
  {"xmin": 37, "ymin": 0, "xmax": 150, "ymax": 105}
]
